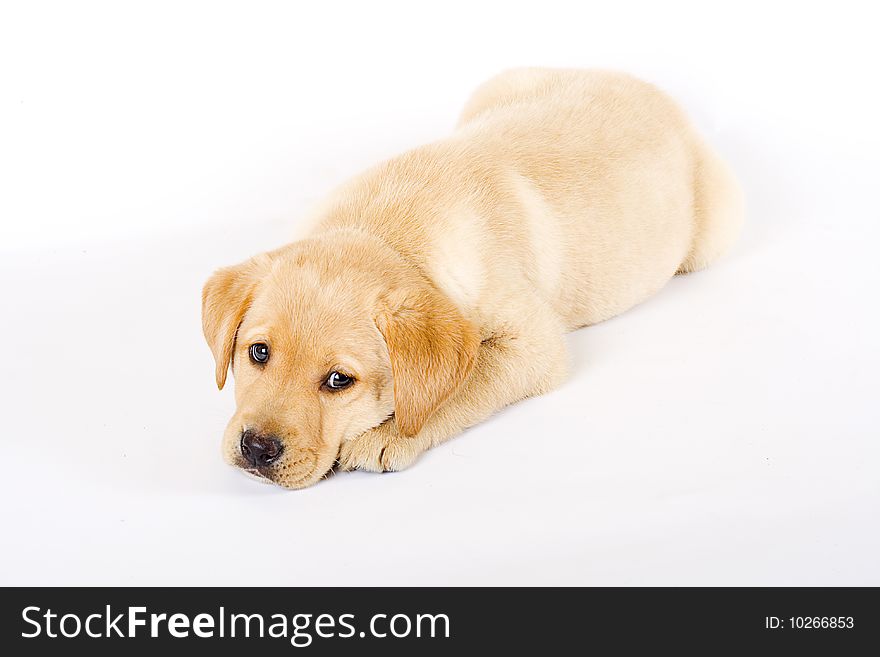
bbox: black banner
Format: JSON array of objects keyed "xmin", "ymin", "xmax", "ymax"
[{"xmin": 0, "ymin": 587, "xmax": 875, "ymax": 654}]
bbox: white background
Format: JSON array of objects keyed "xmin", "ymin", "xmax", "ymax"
[{"xmin": 1, "ymin": 1, "xmax": 878, "ymax": 585}]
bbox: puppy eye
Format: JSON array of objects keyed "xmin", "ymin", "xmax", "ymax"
[
  {"xmin": 324, "ymin": 371, "xmax": 354, "ymax": 390},
  {"xmin": 249, "ymin": 343, "xmax": 270, "ymax": 364}
]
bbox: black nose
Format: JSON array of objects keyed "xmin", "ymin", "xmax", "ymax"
[{"xmin": 240, "ymin": 430, "xmax": 284, "ymax": 467}]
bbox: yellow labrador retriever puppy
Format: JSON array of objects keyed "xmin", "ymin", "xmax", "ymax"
[{"xmin": 202, "ymin": 68, "xmax": 743, "ymax": 489}]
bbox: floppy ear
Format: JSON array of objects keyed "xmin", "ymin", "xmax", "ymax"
[
  {"xmin": 377, "ymin": 283, "xmax": 479, "ymax": 437},
  {"xmin": 201, "ymin": 257, "xmax": 268, "ymax": 389}
]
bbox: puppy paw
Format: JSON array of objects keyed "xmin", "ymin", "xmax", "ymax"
[{"xmin": 338, "ymin": 421, "xmax": 425, "ymax": 473}]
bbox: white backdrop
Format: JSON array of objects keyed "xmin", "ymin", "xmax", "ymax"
[{"xmin": 1, "ymin": 1, "xmax": 877, "ymax": 585}]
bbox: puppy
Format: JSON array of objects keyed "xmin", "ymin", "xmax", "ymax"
[{"xmin": 202, "ymin": 68, "xmax": 743, "ymax": 489}]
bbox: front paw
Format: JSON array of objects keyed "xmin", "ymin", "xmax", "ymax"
[{"xmin": 337, "ymin": 421, "xmax": 425, "ymax": 473}]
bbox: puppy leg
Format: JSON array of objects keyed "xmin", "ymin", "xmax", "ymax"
[
  {"xmin": 677, "ymin": 142, "xmax": 744, "ymax": 273},
  {"xmin": 339, "ymin": 310, "xmax": 568, "ymax": 472}
]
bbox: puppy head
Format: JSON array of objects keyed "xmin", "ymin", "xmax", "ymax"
[{"xmin": 201, "ymin": 232, "xmax": 478, "ymax": 489}]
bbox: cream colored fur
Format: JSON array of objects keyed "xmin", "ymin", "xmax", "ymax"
[{"xmin": 202, "ymin": 68, "xmax": 743, "ymax": 489}]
